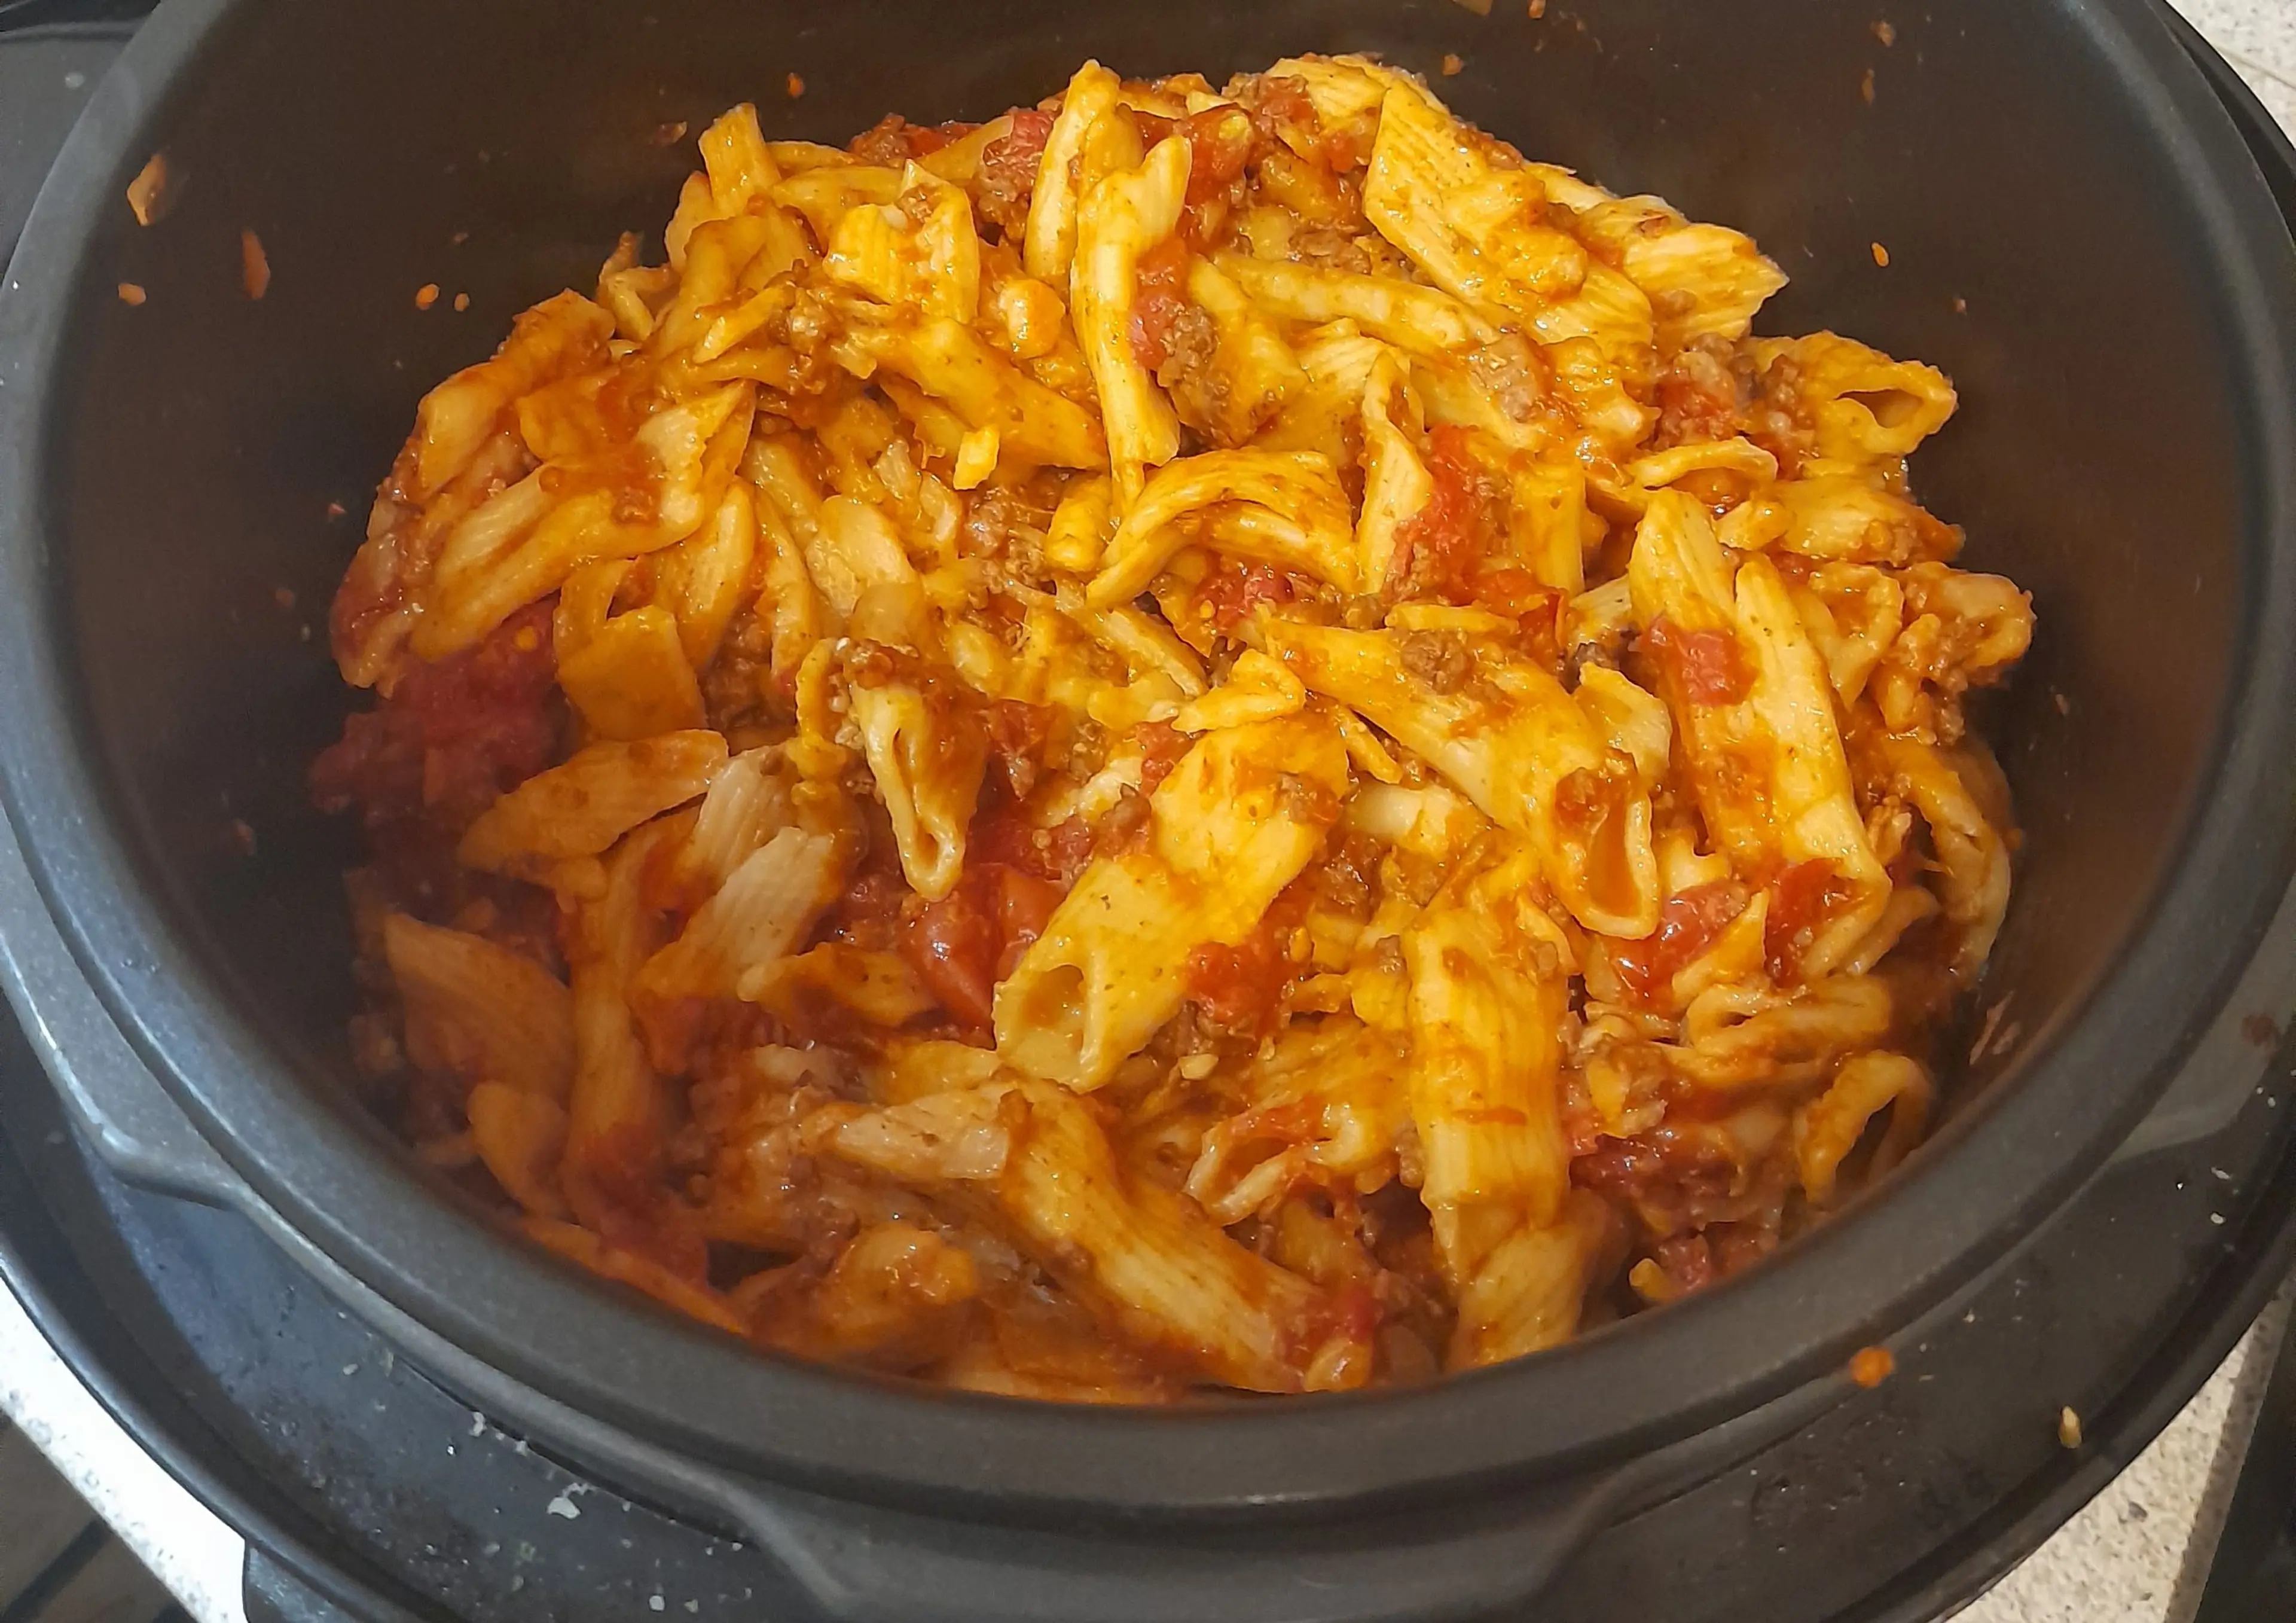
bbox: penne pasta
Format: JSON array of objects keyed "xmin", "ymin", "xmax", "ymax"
[
  {"xmin": 1628, "ymin": 493, "xmax": 1890, "ymax": 974},
  {"xmin": 995, "ymin": 709, "xmax": 1349, "ymax": 1090},
  {"xmin": 1263, "ymin": 619, "xmax": 1660, "ymax": 938},
  {"xmin": 1071, "ymin": 135, "xmax": 1192, "ymax": 503},
  {"xmin": 384, "ymin": 914, "xmax": 575, "ymax": 1102},
  {"xmin": 459, "ymin": 732, "xmax": 728, "ymax": 878},
  {"xmin": 315, "ymin": 57, "xmax": 2031, "ymax": 1396}
]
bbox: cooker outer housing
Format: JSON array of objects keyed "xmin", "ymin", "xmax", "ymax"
[{"xmin": 4, "ymin": 0, "xmax": 2296, "ymax": 1613}]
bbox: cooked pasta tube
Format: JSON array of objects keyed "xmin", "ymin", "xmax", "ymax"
[
  {"xmin": 1024, "ymin": 61, "xmax": 1125, "ymax": 283},
  {"xmin": 1868, "ymin": 732, "xmax": 2012, "ymax": 978},
  {"xmin": 1263, "ymin": 618, "xmax": 1660, "ymax": 938},
  {"xmin": 1404, "ymin": 849, "xmax": 1613, "ymax": 1368},
  {"xmin": 459, "ymin": 732, "xmax": 728, "ymax": 879},
  {"xmin": 1088, "ymin": 449, "xmax": 1357, "ymax": 606},
  {"xmin": 383, "ymin": 914, "xmax": 574, "ymax": 1102},
  {"xmin": 560, "ymin": 819, "xmax": 705, "ymax": 1273},
  {"xmin": 844, "ymin": 654, "xmax": 989, "ymax": 901},
  {"xmin": 994, "ymin": 709, "xmax": 1349, "ymax": 1090},
  {"xmin": 1215, "ymin": 254, "xmax": 1496, "ymax": 357},
  {"xmin": 1072, "ymin": 133, "xmax": 1190, "ymax": 504},
  {"xmin": 1628, "ymin": 493, "xmax": 1889, "ymax": 975},
  {"xmin": 1183, "ymin": 1017, "xmax": 1411, "ymax": 1224},
  {"xmin": 1796, "ymin": 1051, "xmax": 1931, "ymax": 1204},
  {"xmin": 824, "ymin": 1077, "xmax": 1372, "ymax": 1392}
]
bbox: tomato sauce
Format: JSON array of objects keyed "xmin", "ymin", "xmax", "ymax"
[
  {"xmin": 1763, "ymin": 858, "xmax": 1850, "ymax": 983},
  {"xmin": 1300, "ymin": 1277, "xmax": 1382, "ymax": 1360},
  {"xmin": 1198, "ymin": 559, "xmax": 1299, "ymax": 631},
  {"xmin": 1183, "ymin": 884, "xmax": 1311, "ymax": 1038},
  {"xmin": 1609, "ymin": 880, "xmax": 1747, "ymax": 1003},
  {"xmin": 976, "ymin": 108, "xmax": 1058, "ymax": 238},
  {"xmin": 1129, "ymin": 239, "xmax": 1193, "ymax": 372},
  {"xmin": 1650, "ymin": 1232, "xmax": 1717, "ymax": 1295},
  {"xmin": 899, "ymin": 862, "xmax": 1065, "ymax": 1032},
  {"xmin": 1653, "ymin": 349, "xmax": 1744, "ymax": 450},
  {"xmin": 970, "ymin": 795, "xmax": 1094, "ymax": 887},
  {"xmin": 845, "ymin": 114, "xmax": 975, "ymax": 165},
  {"xmin": 312, "ymin": 599, "xmax": 560, "ymax": 830},
  {"xmin": 1643, "ymin": 615, "xmax": 1755, "ymax": 706},
  {"xmin": 1183, "ymin": 935, "xmax": 1286, "ymax": 1036},
  {"xmin": 1573, "ymin": 1126, "xmax": 1736, "ymax": 1213},
  {"xmin": 1473, "ymin": 566, "xmax": 1566, "ymax": 673},
  {"xmin": 1471, "ymin": 566, "xmax": 1558, "ymax": 624},
  {"xmin": 1180, "ymin": 105, "xmax": 1255, "ymax": 201},
  {"xmin": 576, "ymin": 1122, "xmax": 710, "ymax": 1283},
  {"xmin": 1394, "ymin": 425, "xmax": 1500, "ymax": 600},
  {"xmin": 1131, "ymin": 719, "xmax": 1193, "ymax": 796},
  {"xmin": 1707, "ymin": 1219, "xmax": 1779, "ymax": 1278},
  {"xmin": 984, "ymin": 697, "xmax": 1053, "ymax": 799},
  {"xmin": 1176, "ymin": 103, "xmax": 1256, "ymax": 248},
  {"xmin": 1247, "ymin": 75, "xmax": 1321, "ymax": 158}
]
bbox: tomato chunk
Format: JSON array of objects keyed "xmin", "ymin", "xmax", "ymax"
[
  {"xmin": 1644, "ymin": 615, "xmax": 1755, "ymax": 706},
  {"xmin": 1609, "ymin": 881, "xmax": 1748, "ymax": 1003}
]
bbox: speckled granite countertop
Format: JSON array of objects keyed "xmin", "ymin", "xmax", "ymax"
[{"xmin": 6, "ymin": 2, "xmax": 2296, "ymax": 1619}]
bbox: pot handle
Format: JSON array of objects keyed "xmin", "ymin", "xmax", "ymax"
[
  {"xmin": 2112, "ymin": 863, "xmax": 2296, "ymax": 1163},
  {"xmin": 0, "ymin": 795, "xmax": 255, "ymax": 1209},
  {"xmin": 712, "ymin": 1469, "xmax": 1631, "ymax": 1623}
]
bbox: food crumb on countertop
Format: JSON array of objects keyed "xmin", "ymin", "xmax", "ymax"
[{"xmin": 2060, "ymin": 1407, "xmax": 2084, "ymax": 1449}]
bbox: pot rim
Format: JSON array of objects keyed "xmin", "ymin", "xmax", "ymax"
[{"xmin": 3, "ymin": 0, "xmax": 2295, "ymax": 1523}]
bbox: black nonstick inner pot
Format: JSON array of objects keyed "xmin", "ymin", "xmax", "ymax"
[{"xmin": 4, "ymin": 0, "xmax": 2296, "ymax": 1613}]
